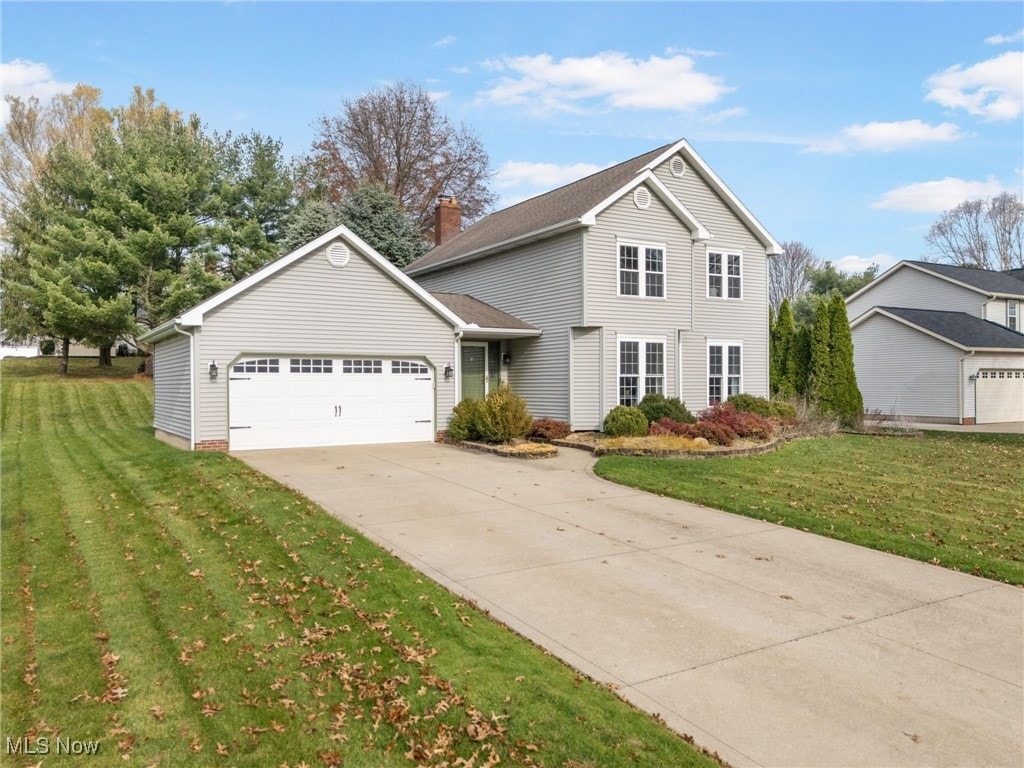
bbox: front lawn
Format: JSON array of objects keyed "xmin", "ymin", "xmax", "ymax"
[
  {"xmin": 0, "ymin": 358, "xmax": 719, "ymax": 768},
  {"xmin": 595, "ymin": 432, "xmax": 1024, "ymax": 585}
]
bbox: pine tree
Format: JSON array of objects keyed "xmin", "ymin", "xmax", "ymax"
[
  {"xmin": 771, "ymin": 299, "xmax": 797, "ymax": 398},
  {"xmin": 827, "ymin": 292, "xmax": 863, "ymax": 426},
  {"xmin": 337, "ymin": 184, "xmax": 429, "ymax": 267}
]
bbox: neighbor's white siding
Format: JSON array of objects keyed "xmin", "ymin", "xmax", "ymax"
[
  {"xmin": 153, "ymin": 330, "xmax": 193, "ymax": 442},
  {"xmin": 962, "ymin": 352, "xmax": 1024, "ymax": 422},
  {"xmin": 194, "ymin": 237, "xmax": 456, "ymax": 445},
  {"xmin": 846, "ymin": 266, "xmax": 984, "ymax": 321},
  {"xmin": 414, "ymin": 230, "xmax": 584, "ymax": 421},
  {"xmin": 852, "ymin": 313, "xmax": 962, "ymax": 421}
]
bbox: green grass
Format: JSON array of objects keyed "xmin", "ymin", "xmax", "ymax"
[
  {"xmin": 595, "ymin": 432, "xmax": 1024, "ymax": 585},
  {"xmin": 0, "ymin": 357, "xmax": 719, "ymax": 768}
]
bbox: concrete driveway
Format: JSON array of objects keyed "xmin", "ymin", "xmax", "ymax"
[{"xmin": 237, "ymin": 442, "xmax": 1023, "ymax": 768}]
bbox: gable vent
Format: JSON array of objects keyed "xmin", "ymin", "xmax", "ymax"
[
  {"xmin": 670, "ymin": 156, "xmax": 686, "ymax": 177},
  {"xmin": 326, "ymin": 242, "xmax": 350, "ymax": 268},
  {"xmin": 633, "ymin": 187, "xmax": 651, "ymax": 210}
]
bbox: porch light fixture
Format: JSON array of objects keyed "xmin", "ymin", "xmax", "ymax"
[
  {"xmin": 502, "ymin": 352, "xmax": 511, "ymax": 365},
  {"xmin": 444, "ymin": 363, "xmax": 453, "ymax": 379},
  {"xmin": 209, "ymin": 360, "xmax": 218, "ymax": 380}
]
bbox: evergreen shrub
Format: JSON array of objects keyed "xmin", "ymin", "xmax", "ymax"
[{"xmin": 602, "ymin": 406, "xmax": 649, "ymax": 437}]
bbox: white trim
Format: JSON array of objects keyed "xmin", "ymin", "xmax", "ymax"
[
  {"xmin": 707, "ymin": 249, "xmax": 743, "ymax": 300},
  {"xmin": 645, "ymin": 140, "xmax": 782, "ymax": 255},
  {"xmin": 140, "ymin": 225, "xmax": 465, "ymax": 341},
  {"xmin": 616, "ymin": 239, "xmax": 668, "ymax": 299},
  {"xmin": 582, "ymin": 171, "xmax": 711, "ymax": 242},
  {"xmin": 849, "ymin": 306, "xmax": 1024, "ymax": 353},
  {"xmin": 845, "ymin": 260, "xmax": 1024, "ymax": 308},
  {"xmin": 707, "ymin": 340, "xmax": 743, "ymax": 406}
]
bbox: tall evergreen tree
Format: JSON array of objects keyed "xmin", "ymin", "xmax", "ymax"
[
  {"xmin": 808, "ymin": 298, "xmax": 832, "ymax": 406},
  {"xmin": 278, "ymin": 199, "xmax": 341, "ymax": 255},
  {"xmin": 337, "ymin": 184, "xmax": 429, "ymax": 267},
  {"xmin": 827, "ymin": 292, "xmax": 863, "ymax": 426},
  {"xmin": 791, "ymin": 324, "xmax": 812, "ymax": 397},
  {"xmin": 771, "ymin": 299, "xmax": 797, "ymax": 398}
]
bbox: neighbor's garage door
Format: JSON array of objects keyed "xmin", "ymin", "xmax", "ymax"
[
  {"xmin": 229, "ymin": 356, "xmax": 434, "ymax": 450},
  {"xmin": 976, "ymin": 369, "xmax": 1024, "ymax": 424}
]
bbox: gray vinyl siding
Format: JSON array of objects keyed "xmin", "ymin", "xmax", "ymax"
[
  {"xmin": 194, "ymin": 237, "xmax": 457, "ymax": 444},
  {"xmin": 654, "ymin": 156, "xmax": 770, "ymax": 407},
  {"xmin": 570, "ymin": 327, "xmax": 602, "ymax": 429},
  {"xmin": 153, "ymin": 330, "xmax": 193, "ymax": 441},
  {"xmin": 414, "ymin": 230, "xmax": 584, "ymax": 421},
  {"xmin": 846, "ymin": 267, "xmax": 985, "ymax": 321},
  {"xmin": 852, "ymin": 314, "xmax": 962, "ymax": 420}
]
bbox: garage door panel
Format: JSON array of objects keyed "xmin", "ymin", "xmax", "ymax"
[
  {"xmin": 229, "ymin": 357, "xmax": 435, "ymax": 450},
  {"xmin": 977, "ymin": 369, "xmax": 1024, "ymax": 424}
]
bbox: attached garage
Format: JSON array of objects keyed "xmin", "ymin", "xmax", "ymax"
[
  {"xmin": 228, "ymin": 356, "xmax": 435, "ymax": 450},
  {"xmin": 141, "ymin": 225, "xmax": 465, "ymax": 451},
  {"xmin": 976, "ymin": 369, "xmax": 1024, "ymax": 424}
]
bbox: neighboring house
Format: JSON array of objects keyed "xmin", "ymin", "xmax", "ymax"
[
  {"xmin": 846, "ymin": 260, "xmax": 1024, "ymax": 424},
  {"xmin": 142, "ymin": 138, "xmax": 779, "ymax": 451},
  {"xmin": 408, "ymin": 138, "xmax": 781, "ymax": 430}
]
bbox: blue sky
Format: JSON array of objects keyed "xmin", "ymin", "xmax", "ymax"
[{"xmin": 3, "ymin": 2, "xmax": 1022, "ymax": 273}]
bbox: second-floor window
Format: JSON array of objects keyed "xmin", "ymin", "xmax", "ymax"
[
  {"xmin": 1009, "ymin": 301, "xmax": 1019, "ymax": 332},
  {"xmin": 619, "ymin": 243, "xmax": 665, "ymax": 298},
  {"xmin": 708, "ymin": 252, "xmax": 741, "ymax": 299}
]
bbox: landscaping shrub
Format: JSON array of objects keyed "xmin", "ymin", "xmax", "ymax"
[
  {"xmin": 529, "ymin": 417, "xmax": 572, "ymax": 441},
  {"xmin": 699, "ymin": 402, "xmax": 774, "ymax": 441},
  {"xmin": 728, "ymin": 393, "xmax": 798, "ymax": 422},
  {"xmin": 38, "ymin": 338, "xmax": 56, "ymax": 356},
  {"xmin": 638, "ymin": 393, "xmax": 695, "ymax": 424},
  {"xmin": 476, "ymin": 384, "xmax": 533, "ymax": 443},
  {"xmin": 602, "ymin": 405, "xmax": 649, "ymax": 437},
  {"xmin": 648, "ymin": 417, "xmax": 694, "ymax": 437},
  {"xmin": 447, "ymin": 397, "xmax": 485, "ymax": 442},
  {"xmin": 688, "ymin": 420, "xmax": 737, "ymax": 446}
]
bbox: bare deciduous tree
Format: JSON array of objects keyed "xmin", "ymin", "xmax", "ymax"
[
  {"xmin": 299, "ymin": 81, "xmax": 496, "ymax": 239},
  {"xmin": 769, "ymin": 240, "xmax": 821, "ymax": 310},
  {"xmin": 924, "ymin": 192, "xmax": 1023, "ymax": 271}
]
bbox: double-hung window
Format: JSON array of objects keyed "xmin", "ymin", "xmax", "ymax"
[
  {"xmin": 619, "ymin": 339, "xmax": 665, "ymax": 406},
  {"xmin": 708, "ymin": 343, "xmax": 741, "ymax": 404},
  {"xmin": 708, "ymin": 252, "xmax": 741, "ymax": 299},
  {"xmin": 1009, "ymin": 301, "xmax": 1019, "ymax": 332},
  {"xmin": 618, "ymin": 243, "xmax": 665, "ymax": 298}
]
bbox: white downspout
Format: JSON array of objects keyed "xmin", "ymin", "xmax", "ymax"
[
  {"xmin": 960, "ymin": 350, "xmax": 975, "ymax": 425},
  {"xmin": 172, "ymin": 323, "xmax": 196, "ymax": 450},
  {"xmin": 453, "ymin": 330, "xmax": 464, "ymax": 403}
]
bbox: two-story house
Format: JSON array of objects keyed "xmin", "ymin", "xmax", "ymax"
[
  {"xmin": 408, "ymin": 138, "xmax": 781, "ymax": 430},
  {"xmin": 846, "ymin": 261, "xmax": 1024, "ymax": 425},
  {"xmin": 140, "ymin": 139, "xmax": 779, "ymax": 451}
]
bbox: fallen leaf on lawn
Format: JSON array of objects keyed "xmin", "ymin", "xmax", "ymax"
[{"xmin": 149, "ymin": 705, "xmax": 165, "ymax": 721}]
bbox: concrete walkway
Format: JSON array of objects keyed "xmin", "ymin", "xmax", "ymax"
[{"xmin": 237, "ymin": 443, "xmax": 1023, "ymax": 768}]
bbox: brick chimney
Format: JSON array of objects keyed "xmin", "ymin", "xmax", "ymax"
[{"xmin": 434, "ymin": 195, "xmax": 462, "ymax": 246}]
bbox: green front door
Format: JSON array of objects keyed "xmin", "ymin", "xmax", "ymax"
[{"xmin": 461, "ymin": 343, "xmax": 487, "ymax": 400}]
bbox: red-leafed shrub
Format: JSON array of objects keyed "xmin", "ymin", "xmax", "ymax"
[
  {"xmin": 648, "ymin": 418, "xmax": 694, "ymax": 437},
  {"xmin": 529, "ymin": 418, "xmax": 572, "ymax": 441},
  {"xmin": 699, "ymin": 402, "xmax": 774, "ymax": 441},
  {"xmin": 689, "ymin": 420, "xmax": 737, "ymax": 446}
]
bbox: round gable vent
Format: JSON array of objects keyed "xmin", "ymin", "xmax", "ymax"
[
  {"xmin": 326, "ymin": 242, "xmax": 350, "ymax": 268},
  {"xmin": 670, "ymin": 156, "xmax": 686, "ymax": 178},
  {"xmin": 633, "ymin": 187, "xmax": 651, "ymax": 210}
]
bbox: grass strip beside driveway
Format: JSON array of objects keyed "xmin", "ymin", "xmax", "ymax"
[
  {"xmin": 1, "ymin": 359, "xmax": 720, "ymax": 768},
  {"xmin": 595, "ymin": 432, "xmax": 1024, "ymax": 585}
]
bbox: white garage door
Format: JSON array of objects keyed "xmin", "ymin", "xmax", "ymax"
[
  {"xmin": 976, "ymin": 369, "xmax": 1024, "ymax": 424},
  {"xmin": 229, "ymin": 356, "xmax": 435, "ymax": 450}
]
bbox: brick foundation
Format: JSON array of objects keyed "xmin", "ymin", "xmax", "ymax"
[
  {"xmin": 195, "ymin": 440, "xmax": 229, "ymax": 452},
  {"xmin": 961, "ymin": 417, "xmax": 976, "ymax": 426}
]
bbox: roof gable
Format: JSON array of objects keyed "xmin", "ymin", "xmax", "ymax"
[
  {"xmin": 848, "ymin": 260, "xmax": 1024, "ymax": 306},
  {"xmin": 852, "ymin": 306, "xmax": 1024, "ymax": 351},
  {"xmin": 406, "ymin": 138, "xmax": 780, "ymax": 277},
  {"xmin": 141, "ymin": 225, "xmax": 463, "ymax": 343}
]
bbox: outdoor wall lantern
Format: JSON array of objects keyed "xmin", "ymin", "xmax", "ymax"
[
  {"xmin": 444, "ymin": 363, "xmax": 453, "ymax": 379},
  {"xmin": 502, "ymin": 352, "xmax": 511, "ymax": 365},
  {"xmin": 209, "ymin": 360, "xmax": 218, "ymax": 381}
]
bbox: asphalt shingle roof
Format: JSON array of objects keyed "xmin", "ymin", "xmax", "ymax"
[
  {"xmin": 430, "ymin": 292, "xmax": 538, "ymax": 331},
  {"xmin": 407, "ymin": 143, "xmax": 673, "ymax": 275},
  {"xmin": 876, "ymin": 306, "xmax": 1024, "ymax": 350},
  {"xmin": 906, "ymin": 261, "xmax": 1024, "ymax": 296}
]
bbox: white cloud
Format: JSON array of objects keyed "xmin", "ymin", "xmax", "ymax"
[
  {"xmin": 433, "ymin": 35, "xmax": 457, "ymax": 48},
  {"xmin": 926, "ymin": 50, "xmax": 1023, "ymax": 121},
  {"xmin": 805, "ymin": 120, "xmax": 964, "ymax": 154},
  {"xmin": 872, "ymin": 176, "xmax": 1009, "ymax": 213},
  {"xmin": 494, "ymin": 160, "xmax": 607, "ymax": 190},
  {"xmin": 831, "ymin": 253, "xmax": 898, "ymax": 275},
  {"xmin": 985, "ymin": 29, "xmax": 1024, "ymax": 45},
  {"xmin": 703, "ymin": 106, "xmax": 747, "ymax": 124},
  {"xmin": 477, "ymin": 51, "xmax": 733, "ymax": 115},
  {"xmin": 1, "ymin": 59, "xmax": 77, "ymax": 124}
]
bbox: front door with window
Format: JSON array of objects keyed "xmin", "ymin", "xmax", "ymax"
[{"xmin": 461, "ymin": 343, "xmax": 487, "ymax": 400}]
